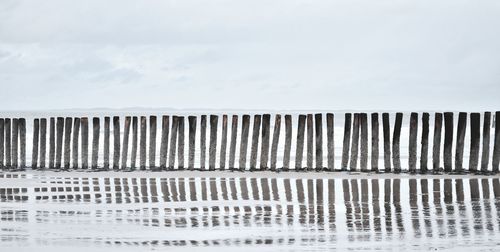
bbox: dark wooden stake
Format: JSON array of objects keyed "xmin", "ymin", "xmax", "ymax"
[
  {"xmin": 177, "ymin": 116, "xmax": 185, "ymax": 169},
  {"xmin": 168, "ymin": 116, "xmax": 178, "ymax": 170},
  {"xmin": 360, "ymin": 113, "xmax": 368, "ymax": 171},
  {"xmin": 72, "ymin": 118, "xmax": 80, "ymax": 169},
  {"xmin": 55, "ymin": 117, "xmax": 64, "ymax": 168},
  {"xmin": 200, "ymin": 115, "xmax": 207, "ymax": 170},
  {"xmin": 492, "ymin": 111, "xmax": 500, "ymax": 173},
  {"xmin": 139, "ymin": 116, "xmax": 147, "ymax": 170},
  {"xmin": 443, "ymin": 112, "xmax": 454, "ymax": 172},
  {"xmin": 19, "ymin": 118, "xmax": 26, "ymax": 168},
  {"xmin": 91, "ymin": 117, "xmax": 100, "ymax": 169},
  {"xmin": 0, "ymin": 119, "xmax": 4, "ymax": 168},
  {"xmin": 481, "ymin": 112, "xmax": 491, "ymax": 172},
  {"xmin": 130, "ymin": 117, "xmax": 138, "ymax": 169},
  {"xmin": 159, "ymin": 116, "xmax": 169, "ymax": 169},
  {"xmin": 341, "ymin": 113, "xmax": 352, "ymax": 170},
  {"xmin": 392, "ymin": 113, "xmax": 403, "ymax": 172},
  {"xmin": 409, "ymin": 113, "xmax": 418, "ymax": 173},
  {"xmin": 455, "ymin": 112, "xmax": 467, "ymax": 172},
  {"xmin": 295, "ymin": 115, "xmax": 306, "ymax": 170},
  {"xmin": 349, "ymin": 113, "xmax": 360, "ymax": 171},
  {"xmin": 283, "ymin": 115, "xmax": 292, "ymax": 170},
  {"xmin": 188, "ymin": 116, "xmax": 196, "ymax": 170},
  {"xmin": 371, "ymin": 113, "xmax": 379, "ymax": 172},
  {"xmin": 239, "ymin": 115, "xmax": 250, "ymax": 171},
  {"xmin": 103, "ymin": 117, "xmax": 110, "ymax": 169},
  {"xmin": 326, "ymin": 113, "xmax": 334, "ymax": 171},
  {"xmin": 250, "ymin": 115, "xmax": 261, "ymax": 170},
  {"xmin": 80, "ymin": 118, "xmax": 89, "ymax": 169},
  {"xmin": 149, "ymin": 116, "xmax": 157, "ymax": 169},
  {"xmin": 112, "ymin": 116, "xmax": 119, "ymax": 169},
  {"xmin": 432, "ymin": 113, "xmax": 443, "ymax": 171},
  {"xmin": 382, "ymin": 113, "xmax": 391, "ymax": 172},
  {"xmin": 260, "ymin": 114, "xmax": 271, "ymax": 170},
  {"xmin": 5, "ymin": 119, "xmax": 11, "ymax": 168},
  {"xmin": 228, "ymin": 115, "xmax": 238, "ymax": 170},
  {"xmin": 63, "ymin": 117, "xmax": 72, "ymax": 169},
  {"xmin": 220, "ymin": 115, "xmax": 228, "ymax": 170},
  {"xmin": 315, "ymin": 113, "xmax": 323, "ymax": 170},
  {"xmin": 121, "ymin": 116, "xmax": 131, "ymax": 169},
  {"xmin": 12, "ymin": 118, "xmax": 18, "ymax": 168},
  {"xmin": 209, "ymin": 115, "xmax": 218, "ymax": 170},
  {"xmin": 420, "ymin": 113, "xmax": 430, "ymax": 172},
  {"xmin": 39, "ymin": 118, "xmax": 47, "ymax": 168},
  {"xmin": 469, "ymin": 113, "xmax": 480, "ymax": 172},
  {"xmin": 306, "ymin": 114, "xmax": 314, "ymax": 170},
  {"xmin": 270, "ymin": 114, "xmax": 281, "ymax": 171}
]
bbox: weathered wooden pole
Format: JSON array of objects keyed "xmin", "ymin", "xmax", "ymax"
[
  {"xmin": 469, "ymin": 113, "xmax": 480, "ymax": 172},
  {"xmin": 209, "ymin": 115, "xmax": 218, "ymax": 171},
  {"xmin": 228, "ymin": 115, "xmax": 238, "ymax": 170},
  {"xmin": 371, "ymin": 113, "xmax": 379, "ymax": 172},
  {"xmin": 112, "ymin": 116, "xmax": 120, "ymax": 169},
  {"xmin": 149, "ymin": 115, "xmax": 157, "ymax": 169},
  {"xmin": 481, "ymin": 112, "xmax": 491, "ymax": 172},
  {"xmin": 159, "ymin": 116, "xmax": 169, "ymax": 169},
  {"xmin": 103, "ymin": 117, "xmax": 110, "ymax": 169},
  {"xmin": 188, "ymin": 116, "xmax": 196, "ymax": 170},
  {"xmin": 326, "ymin": 113, "xmax": 334, "ymax": 171},
  {"xmin": 55, "ymin": 117, "xmax": 64, "ymax": 168},
  {"xmin": 220, "ymin": 115, "xmax": 228, "ymax": 170},
  {"xmin": 12, "ymin": 118, "xmax": 18, "ymax": 168},
  {"xmin": 260, "ymin": 114, "xmax": 271, "ymax": 170},
  {"xmin": 315, "ymin": 113, "xmax": 323, "ymax": 170},
  {"xmin": 72, "ymin": 118, "xmax": 80, "ymax": 169},
  {"xmin": 80, "ymin": 117, "xmax": 89, "ymax": 169},
  {"xmin": 168, "ymin": 116, "xmax": 178, "ymax": 170},
  {"xmin": 5, "ymin": 119, "xmax": 11, "ymax": 168},
  {"xmin": 250, "ymin": 114, "xmax": 261, "ymax": 171},
  {"xmin": 200, "ymin": 115, "xmax": 207, "ymax": 170},
  {"xmin": 31, "ymin": 119, "xmax": 39, "ymax": 169},
  {"xmin": 341, "ymin": 113, "xmax": 352, "ymax": 170},
  {"xmin": 392, "ymin": 112, "xmax": 403, "ymax": 172},
  {"xmin": 283, "ymin": 115, "xmax": 292, "ymax": 170},
  {"xmin": 432, "ymin": 113, "xmax": 443, "ymax": 171},
  {"xmin": 455, "ymin": 112, "xmax": 467, "ymax": 172},
  {"xmin": 177, "ymin": 116, "xmax": 185, "ymax": 170},
  {"xmin": 492, "ymin": 111, "xmax": 500, "ymax": 173},
  {"xmin": 139, "ymin": 116, "xmax": 147, "ymax": 170},
  {"xmin": 295, "ymin": 115, "xmax": 306, "ymax": 170},
  {"xmin": 443, "ymin": 112, "xmax": 454, "ymax": 172},
  {"xmin": 48, "ymin": 118, "xmax": 55, "ymax": 168},
  {"xmin": 382, "ymin": 113, "xmax": 391, "ymax": 172},
  {"xmin": 19, "ymin": 118, "xmax": 26, "ymax": 168},
  {"xmin": 63, "ymin": 117, "xmax": 72, "ymax": 169},
  {"xmin": 349, "ymin": 113, "xmax": 360, "ymax": 171},
  {"xmin": 121, "ymin": 116, "xmax": 131, "ymax": 169},
  {"xmin": 130, "ymin": 117, "xmax": 138, "ymax": 169},
  {"xmin": 39, "ymin": 118, "xmax": 47, "ymax": 168},
  {"xmin": 408, "ymin": 113, "xmax": 418, "ymax": 173},
  {"xmin": 239, "ymin": 115, "xmax": 250, "ymax": 171},
  {"xmin": 270, "ymin": 114, "xmax": 281, "ymax": 171},
  {"xmin": 0, "ymin": 119, "xmax": 4, "ymax": 168},
  {"xmin": 360, "ymin": 113, "xmax": 368, "ymax": 171},
  {"xmin": 420, "ymin": 113, "xmax": 429, "ymax": 172},
  {"xmin": 306, "ymin": 114, "xmax": 314, "ymax": 170},
  {"xmin": 91, "ymin": 117, "xmax": 100, "ymax": 169}
]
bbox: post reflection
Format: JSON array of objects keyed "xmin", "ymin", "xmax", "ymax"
[{"xmin": 0, "ymin": 174, "xmax": 500, "ymax": 250}]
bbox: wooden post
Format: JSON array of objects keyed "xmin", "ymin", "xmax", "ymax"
[
  {"xmin": 12, "ymin": 118, "xmax": 18, "ymax": 168},
  {"xmin": 220, "ymin": 115, "xmax": 228, "ymax": 170},
  {"xmin": 72, "ymin": 118, "xmax": 80, "ymax": 169},
  {"xmin": 31, "ymin": 119, "xmax": 39, "ymax": 169},
  {"xmin": 283, "ymin": 115, "xmax": 292, "ymax": 170},
  {"xmin": 121, "ymin": 116, "xmax": 131, "ymax": 169},
  {"xmin": 469, "ymin": 113, "xmax": 480, "ymax": 172},
  {"xmin": 392, "ymin": 112, "xmax": 403, "ymax": 172},
  {"xmin": 0, "ymin": 119, "xmax": 4, "ymax": 168},
  {"xmin": 371, "ymin": 113, "xmax": 379, "ymax": 172},
  {"xmin": 39, "ymin": 118, "xmax": 47, "ymax": 168},
  {"xmin": 306, "ymin": 114, "xmax": 314, "ymax": 170},
  {"xmin": 188, "ymin": 116, "xmax": 196, "ymax": 170},
  {"xmin": 481, "ymin": 112, "xmax": 491, "ymax": 172},
  {"xmin": 360, "ymin": 113, "xmax": 368, "ymax": 171},
  {"xmin": 315, "ymin": 113, "xmax": 323, "ymax": 170},
  {"xmin": 239, "ymin": 115, "xmax": 250, "ymax": 171},
  {"xmin": 443, "ymin": 112, "xmax": 454, "ymax": 172},
  {"xmin": 295, "ymin": 115, "xmax": 306, "ymax": 170},
  {"xmin": 159, "ymin": 116, "xmax": 169, "ymax": 169},
  {"xmin": 492, "ymin": 111, "xmax": 500, "ymax": 173},
  {"xmin": 349, "ymin": 113, "xmax": 360, "ymax": 171},
  {"xmin": 200, "ymin": 115, "xmax": 207, "ymax": 170},
  {"xmin": 326, "ymin": 113, "xmax": 334, "ymax": 171},
  {"xmin": 111, "ymin": 116, "xmax": 119, "ymax": 169},
  {"xmin": 432, "ymin": 113, "xmax": 443, "ymax": 172},
  {"xmin": 91, "ymin": 117, "xmax": 100, "ymax": 169},
  {"xmin": 103, "ymin": 117, "xmax": 110, "ymax": 169},
  {"xmin": 270, "ymin": 114, "xmax": 281, "ymax": 171},
  {"xmin": 130, "ymin": 117, "xmax": 138, "ymax": 169},
  {"xmin": 55, "ymin": 117, "xmax": 64, "ymax": 168},
  {"xmin": 19, "ymin": 118, "xmax": 26, "ymax": 168},
  {"xmin": 260, "ymin": 114, "xmax": 271, "ymax": 170},
  {"xmin": 63, "ymin": 117, "xmax": 72, "ymax": 169},
  {"xmin": 209, "ymin": 115, "xmax": 218, "ymax": 170},
  {"xmin": 419, "ymin": 113, "xmax": 430, "ymax": 172},
  {"xmin": 5, "ymin": 119, "xmax": 11, "ymax": 168},
  {"xmin": 382, "ymin": 113, "xmax": 391, "ymax": 172},
  {"xmin": 228, "ymin": 115, "xmax": 238, "ymax": 170},
  {"xmin": 455, "ymin": 112, "xmax": 467, "ymax": 172},
  {"xmin": 139, "ymin": 116, "xmax": 147, "ymax": 170},
  {"xmin": 80, "ymin": 117, "xmax": 89, "ymax": 169},
  {"xmin": 409, "ymin": 113, "xmax": 418, "ymax": 173},
  {"xmin": 250, "ymin": 114, "xmax": 261, "ymax": 171},
  {"xmin": 341, "ymin": 113, "xmax": 352, "ymax": 170},
  {"xmin": 177, "ymin": 116, "xmax": 185, "ymax": 169},
  {"xmin": 149, "ymin": 116, "xmax": 157, "ymax": 169},
  {"xmin": 168, "ymin": 116, "xmax": 178, "ymax": 170}
]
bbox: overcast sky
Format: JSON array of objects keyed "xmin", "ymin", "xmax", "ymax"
[{"xmin": 0, "ymin": 0, "xmax": 499, "ymax": 111}]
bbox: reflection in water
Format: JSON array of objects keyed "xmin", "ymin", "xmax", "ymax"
[{"xmin": 1, "ymin": 173, "xmax": 500, "ymax": 250}]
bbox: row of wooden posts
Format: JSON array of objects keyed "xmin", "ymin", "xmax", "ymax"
[{"xmin": 0, "ymin": 112, "xmax": 499, "ymax": 173}]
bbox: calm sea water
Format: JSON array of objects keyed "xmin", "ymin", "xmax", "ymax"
[{"xmin": 1, "ymin": 172, "xmax": 500, "ymax": 251}]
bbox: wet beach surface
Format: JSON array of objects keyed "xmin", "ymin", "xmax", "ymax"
[{"xmin": 1, "ymin": 171, "xmax": 500, "ymax": 251}]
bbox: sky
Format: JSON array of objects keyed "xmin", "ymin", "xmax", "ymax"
[{"xmin": 0, "ymin": 0, "xmax": 499, "ymax": 111}]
